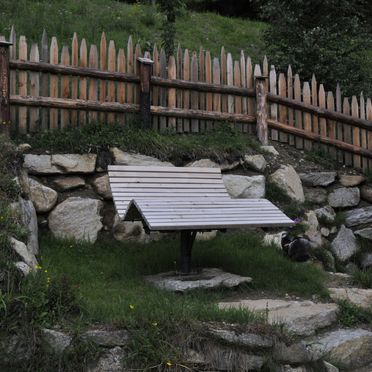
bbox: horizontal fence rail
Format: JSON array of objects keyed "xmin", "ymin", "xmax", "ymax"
[{"xmin": 1, "ymin": 27, "xmax": 372, "ymax": 170}]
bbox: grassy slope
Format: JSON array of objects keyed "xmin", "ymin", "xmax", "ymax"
[{"xmin": 0, "ymin": 0, "xmax": 266, "ymax": 61}]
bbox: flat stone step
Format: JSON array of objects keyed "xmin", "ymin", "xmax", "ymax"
[
  {"xmin": 218, "ymin": 299, "xmax": 338, "ymax": 336},
  {"xmin": 328, "ymin": 287, "xmax": 372, "ymax": 309}
]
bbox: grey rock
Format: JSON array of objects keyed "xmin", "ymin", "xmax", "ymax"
[
  {"xmin": 345, "ymin": 206, "xmax": 372, "ymax": 227},
  {"xmin": 321, "ymin": 227, "xmax": 330, "ymax": 237},
  {"xmin": 82, "ymin": 329, "xmax": 129, "ymax": 347},
  {"xmin": 304, "ymin": 187, "xmax": 328, "ymax": 204},
  {"xmin": 50, "ymin": 176, "xmax": 86, "ymax": 191},
  {"xmin": 17, "ymin": 143, "xmax": 32, "ymax": 152},
  {"xmin": 24, "ymin": 154, "xmax": 97, "ymax": 174},
  {"xmin": 260, "ymin": 145, "xmax": 279, "ymax": 156},
  {"xmin": 307, "ymin": 328, "xmax": 372, "ymax": 369},
  {"xmin": 345, "ymin": 262, "xmax": 359, "ymax": 274},
  {"xmin": 328, "ymin": 187, "xmax": 360, "ymax": 208},
  {"xmin": 48, "ymin": 197, "xmax": 103, "ymax": 242},
  {"xmin": 222, "ymin": 174, "xmax": 265, "ymax": 198},
  {"xmin": 339, "ymin": 174, "xmax": 365, "ymax": 187},
  {"xmin": 208, "ymin": 326, "xmax": 273, "ymax": 349},
  {"xmin": 315, "ymin": 206, "xmax": 336, "ymax": 223},
  {"xmin": 299, "ymin": 172, "xmax": 337, "ymax": 187},
  {"xmin": 186, "ymin": 158, "xmax": 219, "ymax": 168},
  {"xmin": 331, "ymin": 225, "xmax": 359, "ymax": 262},
  {"xmin": 352, "ymin": 362, "xmax": 372, "ymax": 372},
  {"xmin": 323, "ymin": 361, "xmax": 339, "ymax": 372},
  {"xmin": 146, "ymin": 268, "xmax": 252, "ymax": 292},
  {"xmin": 243, "ymin": 154, "xmax": 267, "ymax": 172},
  {"xmin": 10, "ymin": 237, "xmax": 38, "ymax": 269},
  {"xmin": 360, "ymin": 185, "xmax": 372, "ymax": 202},
  {"xmin": 92, "ymin": 174, "xmax": 112, "ymax": 199},
  {"xmin": 269, "ymin": 165, "xmax": 304, "ymax": 202},
  {"xmin": 88, "ymin": 346, "xmax": 126, "ymax": 372},
  {"xmin": 41, "ymin": 328, "xmax": 72, "ymax": 354},
  {"xmin": 328, "ymin": 287, "xmax": 372, "ymax": 309},
  {"xmin": 360, "ymin": 253, "xmax": 372, "ymax": 269},
  {"xmin": 15, "ymin": 261, "xmax": 31, "ymax": 276},
  {"xmin": 355, "ymin": 228, "xmax": 372, "ymax": 240},
  {"xmin": 110, "ymin": 147, "xmax": 173, "ymax": 166},
  {"xmin": 27, "ymin": 177, "xmax": 58, "ymax": 213},
  {"xmin": 304, "ymin": 211, "xmax": 322, "ymax": 247},
  {"xmin": 0, "ymin": 334, "xmax": 32, "ymax": 364},
  {"xmin": 273, "ymin": 340, "xmax": 317, "ymax": 364},
  {"xmin": 219, "ymin": 299, "xmax": 338, "ymax": 336}
]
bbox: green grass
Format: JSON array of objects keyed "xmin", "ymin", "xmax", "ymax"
[
  {"xmin": 18, "ymin": 121, "xmax": 260, "ymax": 164},
  {"xmin": 337, "ymin": 299, "xmax": 372, "ymax": 327},
  {"xmin": 0, "ymin": 0, "xmax": 266, "ymax": 61}
]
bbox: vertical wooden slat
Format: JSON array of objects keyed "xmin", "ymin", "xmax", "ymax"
[
  {"xmin": 318, "ymin": 84, "xmax": 327, "ymax": 146},
  {"xmin": 367, "ymin": 98, "xmax": 372, "ymax": 170},
  {"xmin": 226, "ymin": 53, "xmax": 234, "ymax": 114},
  {"xmin": 88, "ymin": 44, "xmax": 99, "ymax": 123},
  {"xmin": 183, "ymin": 49, "xmax": 190, "ymax": 132},
  {"xmin": 335, "ymin": 84, "xmax": 343, "ymax": 163},
  {"xmin": 9, "ymin": 26, "xmax": 16, "ymax": 130},
  {"xmin": 159, "ymin": 48, "xmax": 167, "ymax": 130},
  {"xmin": 176, "ymin": 44, "xmax": 183, "ymax": 132},
  {"xmin": 18, "ymin": 36, "xmax": 28, "ymax": 134},
  {"xmin": 199, "ymin": 47, "xmax": 205, "ymax": 132},
  {"xmin": 240, "ymin": 51, "xmax": 247, "ymax": 132},
  {"xmin": 287, "ymin": 65, "xmax": 294, "ymax": 145},
  {"xmin": 134, "ymin": 43, "xmax": 142, "ymax": 104},
  {"xmin": 233, "ymin": 60, "xmax": 242, "ymax": 131},
  {"xmin": 29, "ymin": 43, "xmax": 40, "ymax": 132},
  {"xmin": 269, "ymin": 65, "xmax": 278, "ymax": 141},
  {"xmin": 246, "ymin": 57, "xmax": 254, "ymax": 117},
  {"xmin": 49, "ymin": 36, "xmax": 58, "ymax": 130},
  {"xmin": 294, "ymin": 74, "xmax": 303, "ymax": 149},
  {"xmin": 327, "ymin": 92, "xmax": 336, "ymax": 159},
  {"xmin": 360, "ymin": 93, "xmax": 367, "ymax": 170},
  {"xmin": 99, "ymin": 32, "xmax": 107, "ymax": 123},
  {"xmin": 343, "ymin": 97, "xmax": 352, "ymax": 166},
  {"xmin": 126, "ymin": 35, "xmax": 133, "ymax": 108},
  {"xmin": 116, "ymin": 47, "xmax": 126, "ymax": 124},
  {"xmin": 278, "ymin": 73, "xmax": 287, "ymax": 142},
  {"xmin": 220, "ymin": 47, "xmax": 227, "ymax": 113},
  {"xmin": 262, "ymin": 55, "xmax": 269, "ymax": 90},
  {"xmin": 60, "ymin": 45, "xmax": 70, "ymax": 128},
  {"xmin": 191, "ymin": 51, "xmax": 199, "ymax": 132},
  {"xmin": 152, "ymin": 44, "xmax": 159, "ymax": 130},
  {"xmin": 311, "ymin": 74, "xmax": 318, "ymax": 138},
  {"xmin": 303, "ymin": 82, "xmax": 312, "ymax": 150},
  {"xmin": 107, "ymin": 40, "xmax": 116, "ymax": 123},
  {"xmin": 79, "ymin": 38, "xmax": 88, "ymax": 126},
  {"xmin": 352, "ymin": 95, "xmax": 361, "ymax": 169},
  {"xmin": 212, "ymin": 57, "xmax": 221, "ymax": 115},
  {"xmin": 167, "ymin": 55, "xmax": 176, "ymax": 129},
  {"xmin": 71, "ymin": 32, "xmax": 78, "ymax": 127},
  {"xmin": 205, "ymin": 51, "xmax": 213, "ymax": 131}
]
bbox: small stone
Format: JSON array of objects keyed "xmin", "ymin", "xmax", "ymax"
[
  {"xmin": 10, "ymin": 237, "xmax": 38, "ymax": 269},
  {"xmin": 299, "ymin": 172, "xmax": 337, "ymax": 187},
  {"xmin": 110, "ymin": 147, "xmax": 173, "ymax": 166},
  {"xmin": 345, "ymin": 206, "xmax": 372, "ymax": 227},
  {"xmin": 304, "ymin": 211, "xmax": 322, "ymax": 247},
  {"xmin": 315, "ymin": 206, "xmax": 336, "ymax": 223},
  {"xmin": 321, "ymin": 227, "xmax": 330, "ymax": 237},
  {"xmin": 186, "ymin": 158, "xmax": 219, "ymax": 168},
  {"xmin": 27, "ymin": 177, "xmax": 58, "ymax": 213},
  {"xmin": 260, "ymin": 145, "xmax": 279, "ymax": 156},
  {"xmin": 360, "ymin": 253, "xmax": 372, "ymax": 269},
  {"xmin": 82, "ymin": 329, "xmax": 129, "ymax": 347},
  {"xmin": 41, "ymin": 328, "xmax": 72, "ymax": 354},
  {"xmin": 304, "ymin": 187, "xmax": 328, "ymax": 204},
  {"xmin": 360, "ymin": 185, "xmax": 372, "ymax": 202},
  {"xmin": 92, "ymin": 174, "xmax": 112, "ymax": 199},
  {"xmin": 243, "ymin": 154, "xmax": 267, "ymax": 172},
  {"xmin": 50, "ymin": 176, "xmax": 85, "ymax": 191},
  {"xmin": 355, "ymin": 228, "xmax": 372, "ymax": 240},
  {"xmin": 339, "ymin": 174, "xmax": 365, "ymax": 187},
  {"xmin": 273, "ymin": 340, "xmax": 317, "ymax": 363},
  {"xmin": 269, "ymin": 165, "xmax": 304, "ymax": 203},
  {"xmin": 328, "ymin": 287, "xmax": 372, "ymax": 309},
  {"xmin": 323, "ymin": 361, "xmax": 339, "ymax": 372},
  {"xmin": 17, "ymin": 143, "xmax": 31, "ymax": 152},
  {"xmin": 88, "ymin": 346, "xmax": 126, "ymax": 372},
  {"xmin": 328, "ymin": 187, "xmax": 360, "ymax": 208},
  {"xmin": 222, "ymin": 174, "xmax": 265, "ymax": 198},
  {"xmin": 15, "ymin": 261, "xmax": 31, "ymax": 276},
  {"xmin": 331, "ymin": 225, "xmax": 359, "ymax": 262}
]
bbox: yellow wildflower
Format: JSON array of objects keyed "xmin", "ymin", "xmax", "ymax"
[
  {"xmin": 166, "ymin": 361, "xmax": 172, "ymax": 367},
  {"xmin": 152, "ymin": 321, "xmax": 158, "ymax": 327},
  {"xmin": 129, "ymin": 304, "xmax": 135, "ymax": 310},
  {"xmin": 35, "ymin": 264, "xmax": 42, "ymax": 270}
]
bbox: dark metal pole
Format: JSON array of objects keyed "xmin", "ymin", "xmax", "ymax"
[
  {"xmin": 0, "ymin": 41, "xmax": 13, "ymax": 137},
  {"xmin": 180, "ymin": 230, "xmax": 197, "ymax": 274},
  {"xmin": 137, "ymin": 57, "xmax": 154, "ymax": 129}
]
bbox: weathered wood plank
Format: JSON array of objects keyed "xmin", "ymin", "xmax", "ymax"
[
  {"xmin": 367, "ymin": 98, "xmax": 372, "ymax": 169},
  {"xmin": 29, "ymin": 43, "xmax": 40, "ymax": 132},
  {"xmin": 212, "ymin": 57, "xmax": 221, "ymax": 115},
  {"xmin": 294, "ymin": 74, "xmax": 303, "ymax": 148},
  {"xmin": 159, "ymin": 48, "xmax": 167, "ymax": 130},
  {"xmin": 287, "ymin": 65, "xmax": 294, "ymax": 145},
  {"xmin": 99, "ymin": 32, "xmax": 107, "ymax": 123},
  {"xmin": 233, "ymin": 60, "xmax": 242, "ymax": 131},
  {"xmin": 226, "ymin": 53, "xmax": 234, "ymax": 114},
  {"xmin": 327, "ymin": 91, "xmax": 336, "ymax": 158},
  {"xmin": 9, "ymin": 26, "xmax": 17, "ymax": 130},
  {"xmin": 176, "ymin": 44, "xmax": 183, "ymax": 132},
  {"xmin": 79, "ymin": 39, "xmax": 88, "ymax": 126},
  {"xmin": 71, "ymin": 32, "xmax": 79, "ymax": 126},
  {"xmin": 191, "ymin": 51, "xmax": 199, "ymax": 132},
  {"xmin": 278, "ymin": 73, "xmax": 287, "ymax": 142},
  {"xmin": 303, "ymin": 82, "xmax": 312, "ymax": 150},
  {"xmin": 220, "ymin": 47, "xmax": 227, "ymax": 113},
  {"xmin": 116, "ymin": 48, "xmax": 126, "ymax": 124},
  {"xmin": 152, "ymin": 44, "xmax": 159, "ymax": 130},
  {"xmin": 88, "ymin": 44, "xmax": 99, "ymax": 123},
  {"xmin": 205, "ymin": 51, "xmax": 213, "ymax": 131},
  {"xmin": 167, "ymin": 55, "xmax": 176, "ymax": 129},
  {"xmin": 318, "ymin": 84, "xmax": 327, "ymax": 154},
  {"xmin": 182, "ymin": 48, "xmax": 190, "ymax": 132},
  {"xmin": 60, "ymin": 45, "xmax": 70, "ymax": 128},
  {"xmin": 107, "ymin": 40, "xmax": 116, "ymax": 123},
  {"xmin": 199, "ymin": 47, "xmax": 206, "ymax": 131},
  {"xmin": 18, "ymin": 36, "xmax": 28, "ymax": 133},
  {"xmin": 311, "ymin": 74, "xmax": 319, "ymax": 138},
  {"xmin": 269, "ymin": 65, "xmax": 278, "ymax": 141},
  {"xmin": 352, "ymin": 95, "xmax": 361, "ymax": 169},
  {"xmin": 343, "ymin": 97, "xmax": 352, "ymax": 166}
]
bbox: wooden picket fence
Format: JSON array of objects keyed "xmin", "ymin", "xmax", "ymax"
[{"xmin": 1, "ymin": 27, "xmax": 372, "ymax": 170}]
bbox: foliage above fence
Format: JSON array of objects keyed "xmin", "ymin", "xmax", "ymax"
[{"xmin": 1, "ymin": 26, "xmax": 372, "ymax": 171}]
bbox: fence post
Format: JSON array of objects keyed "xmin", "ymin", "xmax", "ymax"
[
  {"xmin": 255, "ymin": 76, "xmax": 268, "ymax": 145},
  {"xmin": 0, "ymin": 41, "xmax": 12, "ymax": 136},
  {"xmin": 137, "ymin": 57, "xmax": 154, "ymax": 129}
]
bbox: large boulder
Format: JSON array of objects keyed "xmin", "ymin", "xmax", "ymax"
[
  {"xmin": 328, "ymin": 288, "xmax": 372, "ymax": 309},
  {"xmin": 269, "ymin": 165, "xmax": 304, "ymax": 202},
  {"xmin": 328, "ymin": 187, "xmax": 360, "ymax": 208},
  {"xmin": 27, "ymin": 177, "xmax": 58, "ymax": 213},
  {"xmin": 110, "ymin": 148, "xmax": 173, "ymax": 166},
  {"xmin": 331, "ymin": 225, "xmax": 359, "ymax": 262},
  {"xmin": 242, "ymin": 154, "xmax": 267, "ymax": 172},
  {"xmin": 355, "ymin": 228, "xmax": 372, "ymax": 240},
  {"xmin": 345, "ymin": 206, "xmax": 372, "ymax": 227},
  {"xmin": 81, "ymin": 329, "xmax": 129, "ymax": 347},
  {"xmin": 50, "ymin": 176, "xmax": 85, "ymax": 191},
  {"xmin": 222, "ymin": 175, "xmax": 265, "ymax": 198},
  {"xmin": 92, "ymin": 174, "xmax": 112, "ymax": 199},
  {"xmin": 48, "ymin": 197, "xmax": 103, "ymax": 242},
  {"xmin": 299, "ymin": 172, "xmax": 336, "ymax": 187},
  {"xmin": 24, "ymin": 154, "xmax": 97, "ymax": 174},
  {"xmin": 303, "ymin": 211, "xmax": 322, "ymax": 247},
  {"xmin": 339, "ymin": 174, "xmax": 365, "ymax": 187},
  {"xmin": 10, "ymin": 237, "xmax": 38, "ymax": 269},
  {"xmin": 41, "ymin": 328, "xmax": 72, "ymax": 354},
  {"xmin": 308, "ymin": 328, "xmax": 372, "ymax": 370}
]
